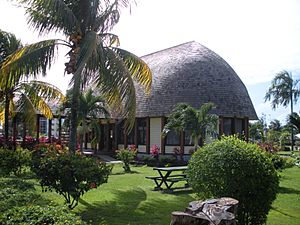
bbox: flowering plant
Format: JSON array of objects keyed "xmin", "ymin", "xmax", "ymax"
[
  {"xmin": 128, "ymin": 144, "xmax": 138, "ymax": 154},
  {"xmin": 150, "ymin": 145, "xmax": 160, "ymax": 158},
  {"xmin": 116, "ymin": 147, "xmax": 137, "ymax": 172}
]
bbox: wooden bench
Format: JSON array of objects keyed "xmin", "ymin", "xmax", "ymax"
[
  {"xmin": 146, "ymin": 174, "xmax": 187, "ymax": 180},
  {"xmin": 146, "ymin": 174, "xmax": 188, "ymax": 191}
]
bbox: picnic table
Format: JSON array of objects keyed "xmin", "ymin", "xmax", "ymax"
[{"xmin": 146, "ymin": 166, "xmax": 189, "ymax": 191}]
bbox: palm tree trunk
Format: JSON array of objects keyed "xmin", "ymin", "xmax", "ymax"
[
  {"xmin": 4, "ymin": 94, "xmax": 10, "ymax": 147},
  {"xmin": 291, "ymin": 92, "xmax": 294, "ymax": 152},
  {"xmin": 68, "ymin": 72, "xmax": 81, "ymax": 154}
]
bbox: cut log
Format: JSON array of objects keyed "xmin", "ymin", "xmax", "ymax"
[{"xmin": 170, "ymin": 197, "xmax": 238, "ymax": 225}]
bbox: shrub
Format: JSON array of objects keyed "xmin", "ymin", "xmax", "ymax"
[
  {"xmin": 158, "ymin": 155, "xmax": 177, "ymax": 166},
  {"xmin": 0, "ymin": 147, "xmax": 31, "ymax": 177},
  {"xmin": 0, "ymin": 205, "xmax": 86, "ymax": 224},
  {"xmin": 139, "ymin": 155, "xmax": 156, "ymax": 166},
  {"xmin": 187, "ymin": 136, "xmax": 279, "ymax": 225},
  {"xmin": 32, "ymin": 154, "xmax": 111, "ymax": 209},
  {"xmin": 0, "ymin": 178, "xmax": 40, "ymax": 214},
  {"xmin": 116, "ymin": 145, "xmax": 137, "ymax": 172},
  {"xmin": 0, "ymin": 177, "xmax": 35, "ymax": 191},
  {"xmin": 267, "ymin": 153, "xmax": 296, "ymax": 170}
]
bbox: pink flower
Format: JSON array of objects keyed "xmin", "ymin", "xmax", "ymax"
[{"xmin": 150, "ymin": 145, "xmax": 160, "ymax": 157}]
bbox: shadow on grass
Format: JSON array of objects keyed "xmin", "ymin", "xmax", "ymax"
[
  {"xmin": 78, "ymin": 187, "xmax": 194, "ymax": 225},
  {"xmin": 271, "ymin": 206, "xmax": 295, "ymax": 218},
  {"xmin": 278, "ymin": 186, "xmax": 300, "ymax": 195}
]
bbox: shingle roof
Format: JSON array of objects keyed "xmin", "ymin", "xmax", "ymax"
[{"xmin": 135, "ymin": 41, "xmax": 258, "ymax": 119}]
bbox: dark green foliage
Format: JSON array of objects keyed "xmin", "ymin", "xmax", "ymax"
[
  {"xmin": 32, "ymin": 154, "xmax": 111, "ymax": 209},
  {"xmin": 267, "ymin": 153, "xmax": 296, "ymax": 170},
  {"xmin": 158, "ymin": 155, "xmax": 177, "ymax": 166},
  {"xmin": 0, "ymin": 148, "xmax": 31, "ymax": 176},
  {"xmin": 162, "ymin": 102, "xmax": 218, "ymax": 147},
  {"xmin": 0, "ymin": 178, "xmax": 40, "ymax": 214},
  {"xmin": 187, "ymin": 136, "xmax": 279, "ymax": 225},
  {"xmin": 0, "ymin": 205, "xmax": 87, "ymax": 225}
]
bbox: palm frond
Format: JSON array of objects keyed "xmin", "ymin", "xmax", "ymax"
[
  {"xmin": 17, "ymin": 80, "xmax": 65, "ymax": 119},
  {"xmin": 0, "ymin": 109, "xmax": 4, "ymax": 124},
  {"xmin": 197, "ymin": 102, "xmax": 216, "ymax": 121},
  {"xmin": 265, "ymin": 70, "xmax": 295, "ymax": 109},
  {"xmin": 95, "ymin": 47, "xmax": 136, "ymax": 133},
  {"xmin": 0, "ymin": 39, "xmax": 60, "ymax": 87},
  {"xmin": 0, "ymin": 30, "xmax": 22, "ymax": 61},
  {"xmin": 100, "ymin": 33, "xmax": 120, "ymax": 46},
  {"xmin": 20, "ymin": 80, "xmax": 65, "ymax": 103},
  {"xmin": 16, "ymin": 93, "xmax": 37, "ymax": 125},
  {"xmin": 20, "ymin": 0, "xmax": 78, "ymax": 35},
  {"xmin": 113, "ymin": 47, "xmax": 152, "ymax": 93},
  {"xmin": 289, "ymin": 112, "xmax": 300, "ymax": 133},
  {"xmin": 93, "ymin": 0, "xmax": 131, "ymax": 33}
]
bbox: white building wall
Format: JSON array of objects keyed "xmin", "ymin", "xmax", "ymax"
[
  {"xmin": 138, "ymin": 145, "xmax": 146, "ymax": 153},
  {"xmin": 118, "ymin": 144, "xmax": 125, "ymax": 150},
  {"xmin": 150, "ymin": 117, "xmax": 162, "ymax": 152},
  {"xmin": 165, "ymin": 145, "xmax": 180, "ymax": 154}
]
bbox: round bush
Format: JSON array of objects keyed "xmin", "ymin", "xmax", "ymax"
[
  {"xmin": 32, "ymin": 154, "xmax": 111, "ymax": 209},
  {"xmin": 187, "ymin": 136, "xmax": 279, "ymax": 225}
]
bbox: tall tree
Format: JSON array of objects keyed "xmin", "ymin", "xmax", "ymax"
[
  {"xmin": 289, "ymin": 112, "xmax": 300, "ymax": 134},
  {"xmin": 162, "ymin": 102, "xmax": 219, "ymax": 149},
  {"xmin": 265, "ymin": 70, "xmax": 300, "ymax": 151},
  {"xmin": 19, "ymin": 0, "xmax": 152, "ymax": 153},
  {"xmin": 0, "ymin": 29, "xmax": 63, "ymax": 145},
  {"xmin": 268, "ymin": 119, "xmax": 282, "ymax": 132},
  {"xmin": 62, "ymin": 88, "xmax": 109, "ymax": 151}
]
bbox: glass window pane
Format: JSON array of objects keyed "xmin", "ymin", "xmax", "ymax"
[
  {"xmin": 166, "ymin": 130, "xmax": 180, "ymax": 145},
  {"xmin": 137, "ymin": 118, "xmax": 146, "ymax": 145},
  {"xmin": 223, "ymin": 118, "xmax": 232, "ymax": 135}
]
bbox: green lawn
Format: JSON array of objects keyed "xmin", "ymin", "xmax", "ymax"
[
  {"xmin": 35, "ymin": 164, "xmax": 300, "ymax": 225},
  {"xmin": 267, "ymin": 166, "xmax": 300, "ymax": 225},
  {"xmin": 39, "ymin": 164, "xmax": 196, "ymax": 225}
]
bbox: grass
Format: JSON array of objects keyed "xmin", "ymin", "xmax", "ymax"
[
  {"xmin": 38, "ymin": 164, "xmax": 196, "ymax": 225},
  {"xmin": 7, "ymin": 164, "xmax": 300, "ymax": 225},
  {"xmin": 266, "ymin": 166, "xmax": 300, "ymax": 225}
]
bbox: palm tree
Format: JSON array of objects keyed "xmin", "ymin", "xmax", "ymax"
[
  {"xmin": 0, "ymin": 29, "xmax": 63, "ymax": 145},
  {"xmin": 19, "ymin": 0, "xmax": 152, "ymax": 153},
  {"xmin": 62, "ymin": 88, "xmax": 109, "ymax": 151},
  {"xmin": 162, "ymin": 102, "xmax": 219, "ymax": 149},
  {"xmin": 265, "ymin": 70, "xmax": 300, "ymax": 151},
  {"xmin": 289, "ymin": 112, "xmax": 300, "ymax": 134},
  {"xmin": 268, "ymin": 119, "xmax": 282, "ymax": 132}
]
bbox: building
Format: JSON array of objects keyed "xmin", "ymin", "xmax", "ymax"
[{"xmin": 99, "ymin": 41, "xmax": 258, "ymax": 155}]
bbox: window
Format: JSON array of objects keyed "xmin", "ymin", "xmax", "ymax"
[
  {"xmin": 165, "ymin": 130, "xmax": 180, "ymax": 145},
  {"xmin": 40, "ymin": 117, "xmax": 47, "ymax": 135},
  {"xmin": 127, "ymin": 128, "xmax": 134, "ymax": 145},
  {"xmin": 223, "ymin": 118, "xmax": 232, "ymax": 135},
  {"xmin": 235, "ymin": 118, "xmax": 244, "ymax": 135},
  {"xmin": 184, "ymin": 130, "xmax": 193, "ymax": 146},
  {"xmin": 117, "ymin": 121, "xmax": 124, "ymax": 144},
  {"xmin": 137, "ymin": 118, "xmax": 146, "ymax": 145}
]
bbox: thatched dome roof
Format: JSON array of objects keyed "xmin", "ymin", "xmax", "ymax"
[{"xmin": 136, "ymin": 41, "xmax": 257, "ymax": 119}]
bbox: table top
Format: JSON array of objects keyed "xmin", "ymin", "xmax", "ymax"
[{"xmin": 153, "ymin": 166, "xmax": 188, "ymax": 171}]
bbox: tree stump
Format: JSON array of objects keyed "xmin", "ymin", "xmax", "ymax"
[{"xmin": 170, "ymin": 197, "xmax": 238, "ymax": 225}]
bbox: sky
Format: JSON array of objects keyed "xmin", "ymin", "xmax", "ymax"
[{"xmin": 1, "ymin": 0, "xmax": 300, "ymax": 124}]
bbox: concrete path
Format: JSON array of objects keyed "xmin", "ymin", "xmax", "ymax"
[{"xmin": 97, "ymin": 154, "xmax": 123, "ymax": 164}]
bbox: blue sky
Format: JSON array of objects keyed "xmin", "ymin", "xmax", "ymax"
[{"xmin": 1, "ymin": 0, "xmax": 300, "ymax": 124}]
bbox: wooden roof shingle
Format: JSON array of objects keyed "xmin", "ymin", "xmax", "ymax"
[{"xmin": 135, "ymin": 41, "xmax": 258, "ymax": 120}]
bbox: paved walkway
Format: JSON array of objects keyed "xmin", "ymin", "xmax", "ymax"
[{"xmin": 97, "ymin": 154, "xmax": 123, "ymax": 164}]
